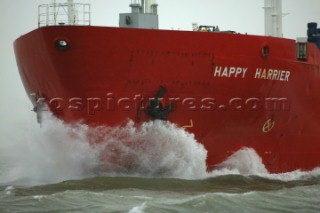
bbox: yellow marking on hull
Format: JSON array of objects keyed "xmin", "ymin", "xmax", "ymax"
[
  {"xmin": 262, "ymin": 119, "xmax": 275, "ymax": 133},
  {"xmin": 183, "ymin": 119, "xmax": 194, "ymax": 128}
]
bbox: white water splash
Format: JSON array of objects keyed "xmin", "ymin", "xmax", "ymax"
[
  {"xmin": 208, "ymin": 148, "xmax": 320, "ymax": 182},
  {"xmin": 209, "ymin": 148, "xmax": 268, "ymax": 176},
  {"xmin": 0, "ymin": 112, "xmax": 207, "ymax": 185},
  {"xmin": 89, "ymin": 120, "xmax": 207, "ymax": 179},
  {"xmin": 0, "ymin": 111, "xmax": 319, "ymax": 186},
  {"xmin": 128, "ymin": 202, "xmax": 147, "ymax": 213},
  {"xmin": 0, "ymin": 112, "xmax": 99, "ymax": 185},
  {"xmin": 262, "ymin": 167, "xmax": 320, "ymax": 182}
]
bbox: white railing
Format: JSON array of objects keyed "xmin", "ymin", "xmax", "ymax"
[{"xmin": 38, "ymin": 3, "xmax": 91, "ymax": 27}]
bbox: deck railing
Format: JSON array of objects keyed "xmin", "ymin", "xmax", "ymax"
[{"xmin": 38, "ymin": 3, "xmax": 91, "ymax": 27}]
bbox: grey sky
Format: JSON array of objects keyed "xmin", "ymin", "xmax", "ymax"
[{"xmin": 0, "ymin": 0, "xmax": 319, "ymax": 138}]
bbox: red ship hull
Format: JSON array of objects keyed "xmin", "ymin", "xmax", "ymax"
[{"xmin": 14, "ymin": 26, "xmax": 320, "ymax": 173}]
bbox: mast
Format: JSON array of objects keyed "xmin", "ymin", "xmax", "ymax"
[{"xmin": 264, "ymin": 0, "xmax": 283, "ymax": 37}]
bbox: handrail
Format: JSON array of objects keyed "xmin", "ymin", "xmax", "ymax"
[{"xmin": 38, "ymin": 3, "xmax": 91, "ymax": 27}]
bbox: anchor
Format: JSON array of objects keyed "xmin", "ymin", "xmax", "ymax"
[
  {"xmin": 31, "ymin": 92, "xmax": 45, "ymax": 127},
  {"xmin": 146, "ymin": 86, "xmax": 174, "ymax": 120}
]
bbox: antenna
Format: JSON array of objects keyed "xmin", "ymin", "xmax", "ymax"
[{"xmin": 264, "ymin": 0, "xmax": 283, "ymax": 37}]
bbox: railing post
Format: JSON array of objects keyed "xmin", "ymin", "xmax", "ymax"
[
  {"xmin": 53, "ymin": 2, "xmax": 56, "ymax": 25},
  {"xmin": 89, "ymin": 4, "xmax": 91, "ymax": 26},
  {"xmin": 38, "ymin": 6, "xmax": 40, "ymax": 27},
  {"xmin": 46, "ymin": 4, "xmax": 49, "ymax": 26}
]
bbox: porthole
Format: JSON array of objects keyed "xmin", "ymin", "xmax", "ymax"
[{"xmin": 55, "ymin": 39, "xmax": 69, "ymax": 51}]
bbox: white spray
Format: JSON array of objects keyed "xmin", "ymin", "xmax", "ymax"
[{"xmin": 1, "ymin": 111, "xmax": 319, "ymax": 186}]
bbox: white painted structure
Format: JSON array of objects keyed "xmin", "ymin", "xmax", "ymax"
[
  {"xmin": 264, "ymin": 0, "xmax": 283, "ymax": 37},
  {"xmin": 129, "ymin": 0, "xmax": 157, "ymax": 14},
  {"xmin": 120, "ymin": 0, "xmax": 158, "ymax": 29},
  {"xmin": 145, "ymin": 0, "xmax": 157, "ymax": 14}
]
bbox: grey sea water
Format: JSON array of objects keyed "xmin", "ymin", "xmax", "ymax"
[
  {"xmin": 1, "ymin": 113, "xmax": 320, "ymax": 213},
  {"xmin": 1, "ymin": 175, "xmax": 320, "ymax": 213}
]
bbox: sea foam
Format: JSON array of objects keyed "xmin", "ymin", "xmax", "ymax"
[{"xmin": 0, "ymin": 111, "xmax": 319, "ymax": 186}]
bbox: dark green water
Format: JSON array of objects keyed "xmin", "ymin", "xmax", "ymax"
[{"xmin": 1, "ymin": 175, "xmax": 320, "ymax": 213}]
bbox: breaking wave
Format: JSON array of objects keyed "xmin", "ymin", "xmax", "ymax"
[
  {"xmin": 0, "ymin": 112, "xmax": 207, "ymax": 185},
  {"xmin": 90, "ymin": 119, "xmax": 207, "ymax": 179},
  {"xmin": 0, "ymin": 111, "xmax": 319, "ymax": 186},
  {"xmin": 0, "ymin": 113, "xmax": 98, "ymax": 185}
]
